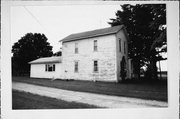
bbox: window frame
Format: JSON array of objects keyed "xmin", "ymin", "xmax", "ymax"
[
  {"xmin": 74, "ymin": 61, "xmax": 79, "ymax": 73},
  {"xmin": 124, "ymin": 41, "xmax": 126, "ymax": 54},
  {"xmin": 94, "ymin": 40, "xmax": 98, "ymax": 51},
  {"xmin": 119, "ymin": 38, "xmax": 121, "ymax": 52},
  {"xmin": 45, "ymin": 64, "xmax": 55, "ymax": 72},
  {"xmin": 75, "ymin": 42, "xmax": 78, "ymax": 54},
  {"xmin": 93, "ymin": 60, "xmax": 98, "ymax": 72},
  {"xmin": 45, "ymin": 64, "xmax": 48, "ymax": 71}
]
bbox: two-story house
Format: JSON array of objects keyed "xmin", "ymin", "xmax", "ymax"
[
  {"xmin": 29, "ymin": 25, "xmax": 134, "ymax": 82},
  {"xmin": 61, "ymin": 25, "xmax": 133, "ymax": 82}
]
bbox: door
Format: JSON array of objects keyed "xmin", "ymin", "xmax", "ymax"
[{"xmin": 120, "ymin": 56, "xmax": 126, "ymax": 81}]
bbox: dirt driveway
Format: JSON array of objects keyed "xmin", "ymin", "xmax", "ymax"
[
  {"xmin": 12, "ymin": 77, "xmax": 168, "ymax": 101},
  {"xmin": 12, "ymin": 82, "xmax": 168, "ymax": 108}
]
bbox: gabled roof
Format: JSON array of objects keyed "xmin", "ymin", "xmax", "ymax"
[
  {"xmin": 29, "ymin": 56, "xmax": 62, "ymax": 64},
  {"xmin": 60, "ymin": 25, "xmax": 124, "ymax": 43}
]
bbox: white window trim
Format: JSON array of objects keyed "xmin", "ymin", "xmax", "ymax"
[
  {"xmin": 93, "ymin": 60, "xmax": 98, "ymax": 73},
  {"xmin": 75, "ymin": 42, "xmax": 78, "ymax": 54},
  {"xmin": 74, "ymin": 61, "xmax": 79, "ymax": 73},
  {"xmin": 45, "ymin": 64, "xmax": 55, "ymax": 72},
  {"xmin": 94, "ymin": 40, "xmax": 98, "ymax": 52}
]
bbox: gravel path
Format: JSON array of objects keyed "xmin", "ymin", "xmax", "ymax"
[{"xmin": 12, "ymin": 82, "xmax": 168, "ymax": 108}]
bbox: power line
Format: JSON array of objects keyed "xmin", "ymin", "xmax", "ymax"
[
  {"xmin": 23, "ymin": 6, "xmax": 59, "ymax": 49},
  {"xmin": 23, "ymin": 6, "xmax": 46, "ymax": 31},
  {"xmin": 22, "ymin": 6, "xmax": 63, "ymax": 52},
  {"xmin": 23, "ymin": 6, "xmax": 56, "ymax": 38}
]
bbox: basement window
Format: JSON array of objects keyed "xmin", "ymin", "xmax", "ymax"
[{"xmin": 45, "ymin": 64, "xmax": 55, "ymax": 72}]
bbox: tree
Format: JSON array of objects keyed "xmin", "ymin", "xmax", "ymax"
[
  {"xmin": 53, "ymin": 50, "xmax": 62, "ymax": 56},
  {"xmin": 108, "ymin": 4, "xmax": 166, "ymax": 80},
  {"xmin": 147, "ymin": 4, "xmax": 167, "ymax": 80},
  {"xmin": 12, "ymin": 33, "xmax": 53, "ymax": 76}
]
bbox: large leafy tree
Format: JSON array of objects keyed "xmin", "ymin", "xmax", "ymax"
[
  {"xmin": 108, "ymin": 4, "xmax": 166, "ymax": 80},
  {"xmin": 146, "ymin": 4, "xmax": 166, "ymax": 80},
  {"xmin": 12, "ymin": 33, "xmax": 53, "ymax": 75}
]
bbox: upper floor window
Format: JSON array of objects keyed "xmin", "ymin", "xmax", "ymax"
[
  {"xmin": 119, "ymin": 39, "xmax": 121, "ymax": 52},
  {"xmin": 94, "ymin": 40, "xmax": 98, "ymax": 51},
  {"xmin": 75, "ymin": 43, "xmax": 78, "ymax": 54},
  {"xmin": 93, "ymin": 60, "xmax": 98, "ymax": 72},
  {"xmin": 74, "ymin": 61, "xmax": 78, "ymax": 72},
  {"xmin": 45, "ymin": 64, "xmax": 55, "ymax": 72},
  {"xmin": 124, "ymin": 41, "xmax": 126, "ymax": 54}
]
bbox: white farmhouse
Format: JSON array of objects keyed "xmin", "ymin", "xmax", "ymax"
[
  {"xmin": 61, "ymin": 25, "xmax": 133, "ymax": 82},
  {"xmin": 29, "ymin": 25, "xmax": 134, "ymax": 82}
]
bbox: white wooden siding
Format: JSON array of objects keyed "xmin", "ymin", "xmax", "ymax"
[
  {"xmin": 30, "ymin": 63, "xmax": 62, "ymax": 79},
  {"xmin": 62, "ymin": 34, "xmax": 117, "ymax": 82}
]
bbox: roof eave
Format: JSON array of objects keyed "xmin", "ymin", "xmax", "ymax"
[
  {"xmin": 29, "ymin": 61, "xmax": 61, "ymax": 64},
  {"xmin": 61, "ymin": 32, "xmax": 117, "ymax": 43}
]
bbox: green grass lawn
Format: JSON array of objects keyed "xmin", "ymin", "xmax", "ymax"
[
  {"xmin": 12, "ymin": 90, "xmax": 98, "ymax": 109},
  {"xmin": 12, "ymin": 76, "xmax": 167, "ymax": 101}
]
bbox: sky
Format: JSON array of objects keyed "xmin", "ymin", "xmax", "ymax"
[
  {"xmin": 10, "ymin": 4, "xmax": 167, "ymax": 71},
  {"xmin": 11, "ymin": 5, "xmax": 121, "ymax": 53}
]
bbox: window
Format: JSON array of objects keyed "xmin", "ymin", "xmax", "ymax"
[
  {"xmin": 45, "ymin": 64, "xmax": 48, "ymax": 71},
  {"xmin": 119, "ymin": 39, "xmax": 121, "ymax": 52},
  {"xmin": 45, "ymin": 64, "xmax": 55, "ymax": 72},
  {"xmin": 94, "ymin": 40, "xmax": 97, "ymax": 51},
  {"xmin": 93, "ymin": 60, "xmax": 98, "ymax": 72},
  {"xmin": 75, "ymin": 43, "xmax": 78, "ymax": 54},
  {"xmin": 74, "ymin": 61, "xmax": 78, "ymax": 72},
  {"xmin": 124, "ymin": 41, "xmax": 126, "ymax": 54},
  {"xmin": 53, "ymin": 64, "xmax": 55, "ymax": 71}
]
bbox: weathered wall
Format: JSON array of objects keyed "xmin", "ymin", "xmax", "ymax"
[
  {"xmin": 30, "ymin": 63, "xmax": 62, "ymax": 79},
  {"xmin": 62, "ymin": 34, "xmax": 117, "ymax": 82},
  {"xmin": 115, "ymin": 28, "xmax": 130, "ymax": 81}
]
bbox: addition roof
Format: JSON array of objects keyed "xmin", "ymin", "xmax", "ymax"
[
  {"xmin": 60, "ymin": 25, "xmax": 124, "ymax": 43},
  {"xmin": 29, "ymin": 56, "xmax": 62, "ymax": 64}
]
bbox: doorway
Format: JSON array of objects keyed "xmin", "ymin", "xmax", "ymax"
[{"xmin": 120, "ymin": 56, "xmax": 126, "ymax": 81}]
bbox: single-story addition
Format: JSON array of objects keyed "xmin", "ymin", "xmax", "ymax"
[
  {"xmin": 29, "ymin": 25, "xmax": 135, "ymax": 82},
  {"xmin": 29, "ymin": 56, "xmax": 63, "ymax": 79}
]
